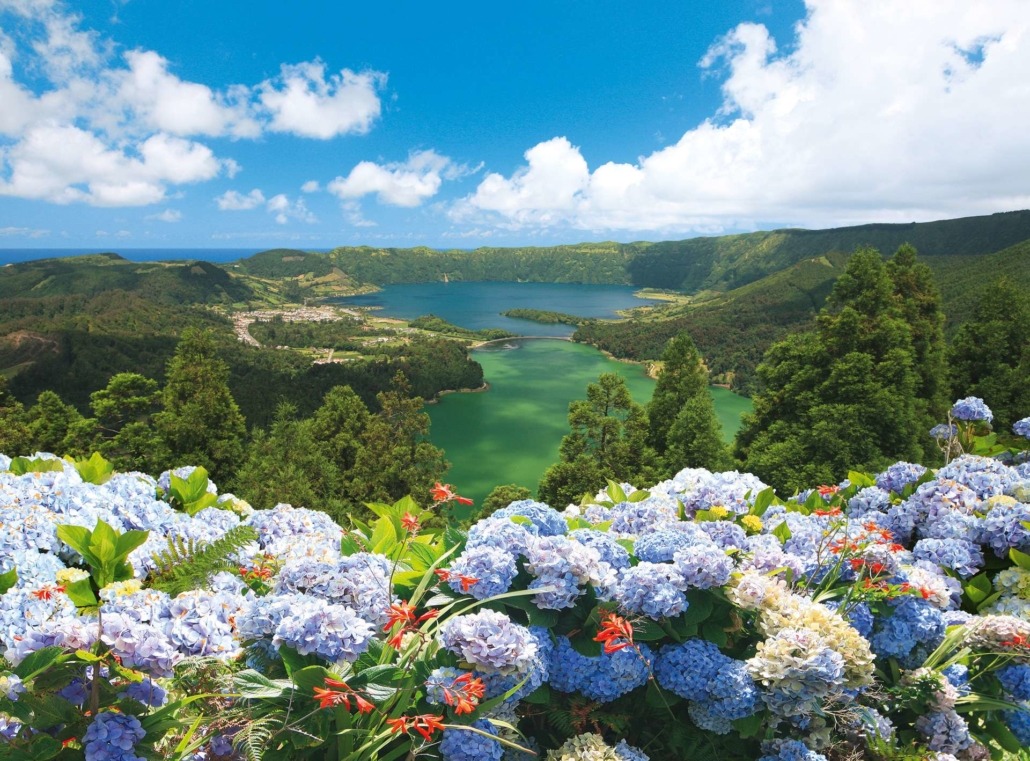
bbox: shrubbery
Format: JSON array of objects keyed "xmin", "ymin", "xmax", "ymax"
[{"xmin": 1, "ymin": 401, "xmax": 1030, "ymax": 760}]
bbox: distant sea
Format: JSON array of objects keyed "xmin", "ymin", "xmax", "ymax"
[{"xmin": 0, "ymin": 248, "xmax": 331, "ymax": 266}]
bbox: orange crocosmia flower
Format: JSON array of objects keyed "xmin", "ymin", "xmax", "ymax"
[
  {"xmin": 353, "ymin": 694, "xmax": 375, "ymax": 714},
  {"xmin": 594, "ymin": 611, "xmax": 634, "ymax": 654},
  {"xmin": 313, "ymin": 686, "xmax": 351, "ymax": 710},
  {"xmin": 441, "ymin": 673, "xmax": 486, "ymax": 715},
  {"xmin": 32, "ymin": 584, "xmax": 65, "ymax": 601},
  {"xmin": 434, "ymin": 569, "xmax": 452, "ymax": 582},
  {"xmin": 401, "ymin": 512, "xmax": 421, "ymax": 533},
  {"xmin": 384, "ymin": 601, "xmax": 417, "ymax": 631},
  {"xmin": 430, "ymin": 482, "xmax": 474, "ymax": 505},
  {"xmin": 457, "ymin": 574, "xmax": 479, "ymax": 592},
  {"xmin": 817, "ymin": 484, "xmax": 840, "ymax": 497},
  {"xmin": 411, "ymin": 714, "xmax": 445, "ymax": 740},
  {"xmin": 386, "ymin": 716, "xmax": 409, "ymax": 734}
]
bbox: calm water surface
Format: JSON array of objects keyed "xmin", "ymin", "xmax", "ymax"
[
  {"xmin": 338, "ymin": 281, "xmax": 659, "ymax": 337},
  {"xmin": 428, "ymin": 338, "xmax": 752, "ymax": 506}
]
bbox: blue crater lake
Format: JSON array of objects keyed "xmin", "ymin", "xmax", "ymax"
[{"xmin": 336, "ymin": 281, "xmax": 660, "ymax": 337}]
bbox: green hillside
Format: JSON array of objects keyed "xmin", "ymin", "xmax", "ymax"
[
  {"xmin": 0, "ymin": 254, "xmax": 254, "ymax": 304},
  {"xmin": 235, "ymin": 209, "xmax": 1030, "ymax": 293}
]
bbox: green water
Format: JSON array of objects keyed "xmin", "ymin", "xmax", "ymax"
[{"xmin": 428, "ymin": 338, "xmax": 752, "ymax": 506}]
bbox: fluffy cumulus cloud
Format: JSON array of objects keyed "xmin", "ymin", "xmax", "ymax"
[
  {"xmin": 328, "ymin": 150, "xmax": 469, "ymax": 208},
  {"xmin": 216, "ymin": 188, "xmax": 266, "ymax": 211},
  {"xmin": 259, "ymin": 62, "xmax": 384, "ymax": 140},
  {"xmin": 457, "ymin": 0, "xmax": 1030, "ymax": 232},
  {"xmin": 266, "ymin": 194, "xmax": 316, "ymax": 225},
  {"xmin": 0, "ymin": 0, "xmax": 385, "ymax": 207}
]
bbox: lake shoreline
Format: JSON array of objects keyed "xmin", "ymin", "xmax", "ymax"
[{"xmin": 426, "ymin": 381, "xmax": 491, "ymax": 403}]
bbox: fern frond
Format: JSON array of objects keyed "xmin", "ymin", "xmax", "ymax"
[
  {"xmin": 233, "ymin": 715, "xmax": 281, "ymax": 761},
  {"xmin": 148, "ymin": 525, "xmax": 258, "ymax": 596}
]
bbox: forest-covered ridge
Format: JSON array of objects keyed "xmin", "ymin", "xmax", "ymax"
[{"xmin": 235, "ymin": 208, "xmax": 1030, "ymax": 292}]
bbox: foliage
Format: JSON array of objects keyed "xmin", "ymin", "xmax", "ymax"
[
  {"xmin": 538, "ymin": 373, "xmax": 657, "ymax": 506},
  {"xmin": 3, "ymin": 413, "xmax": 1030, "ymax": 759},
  {"xmin": 646, "ymin": 333, "xmax": 728, "ymax": 473},
  {"xmin": 148, "ymin": 524, "xmax": 259, "ymax": 596},
  {"xmin": 949, "ymin": 276, "xmax": 1030, "ymax": 433},
  {"xmin": 734, "ymin": 247, "xmax": 934, "ymax": 493},
  {"xmin": 409, "ymin": 314, "xmax": 516, "ymax": 341},
  {"xmin": 502, "ymin": 308, "xmax": 593, "ymax": 326},
  {"xmin": 153, "ymin": 328, "xmax": 247, "ymax": 482}
]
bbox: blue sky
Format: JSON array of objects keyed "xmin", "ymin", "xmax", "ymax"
[{"xmin": 1, "ymin": 0, "xmax": 1029, "ymax": 249}]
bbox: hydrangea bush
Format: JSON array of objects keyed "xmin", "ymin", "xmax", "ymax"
[{"xmin": 1, "ymin": 399, "xmax": 1029, "ymax": 760}]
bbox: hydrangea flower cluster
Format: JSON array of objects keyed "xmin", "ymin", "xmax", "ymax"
[
  {"xmin": 655, "ymin": 639, "xmax": 760, "ymax": 732},
  {"xmin": 83, "ymin": 711, "xmax": 146, "ymax": 761},
  {"xmin": 438, "ymin": 610, "xmax": 537, "ymax": 675},
  {"xmin": 548, "ymin": 636, "xmax": 652, "ymax": 703},
  {"xmin": 951, "ymin": 396, "xmax": 993, "ymax": 423}
]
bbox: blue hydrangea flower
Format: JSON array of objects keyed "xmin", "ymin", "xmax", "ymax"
[
  {"xmin": 980, "ymin": 500, "xmax": 1030, "ymax": 557},
  {"xmin": 466, "ymin": 515, "xmax": 538, "ymax": 556},
  {"xmin": 915, "ymin": 709, "xmax": 973, "ymax": 754},
  {"xmin": 876, "ymin": 462, "xmax": 927, "ymax": 494},
  {"xmin": 633, "ymin": 526, "xmax": 709, "ymax": 563},
  {"xmin": 272, "ymin": 599, "xmax": 375, "ymax": 663},
  {"xmin": 848, "ymin": 488, "xmax": 889, "ymax": 516},
  {"xmin": 929, "ymin": 423, "xmax": 958, "ymax": 441},
  {"xmin": 942, "ymin": 664, "xmax": 970, "ymax": 697},
  {"xmin": 83, "ymin": 712, "xmax": 146, "ymax": 761},
  {"xmin": 870, "ymin": 597, "xmax": 946, "ymax": 668},
  {"xmin": 1005, "ymin": 704, "xmax": 1030, "ymax": 745},
  {"xmin": 447, "ymin": 546, "xmax": 518, "ymax": 600},
  {"xmin": 673, "ymin": 544, "xmax": 734, "ymax": 589},
  {"xmin": 547, "ymin": 635, "xmax": 652, "ymax": 703},
  {"xmin": 440, "ymin": 719, "xmax": 503, "ymax": 761},
  {"xmin": 998, "ymin": 664, "xmax": 1030, "ymax": 701},
  {"xmin": 609, "ymin": 497, "xmax": 678, "ymax": 536},
  {"xmin": 613, "ymin": 562, "xmax": 687, "ymax": 619},
  {"xmin": 439, "ymin": 610, "xmax": 537, "ymax": 675},
  {"xmin": 119, "ymin": 677, "xmax": 167, "ymax": 706},
  {"xmin": 1014, "ymin": 418, "xmax": 1030, "ymax": 439},
  {"xmin": 951, "ymin": 397, "xmax": 992, "ymax": 423},
  {"xmin": 748, "ymin": 627, "xmax": 846, "ymax": 716},
  {"xmin": 655, "ymin": 639, "xmax": 728, "ymax": 701},
  {"xmin": 569, "ymin": 529, "xmax": 632, "ymax": 569},
  {"xmin": 492, "ymin": 500, "xmax": 568, "ymax": 536},
  {"xmin": 0, "ymin": 673, "xmax": 24, "ymax": 701},
  {"xmin": 524, "ymin": 535, "xmax": 603, "ymax": 610},
  {"xmin": 614, "ymin": 739, "xmax": 649, "ymax": 761},
  {"xmin": 912, "ymin": 538, "xmax": 983, "ymax": 578},
  {"xmin": 699, "ymin": 520, "xmax": 748, "ymax": 550},
  {"xmin": 937, "ymin": 455, "xmax": 1018, "ymax": 499},
  {"xmin": 758, "ymin": 739, "xmax": 828, "ymax": 761}
]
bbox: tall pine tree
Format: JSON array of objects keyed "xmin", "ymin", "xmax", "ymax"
[
  {"xmin": 646, "ymin": 333, "xmax": 728, "ymax": 473},
  {"xmin": 734, "ymin": 247, "xmax": 924, "ymax": 493},
  {"xmin": 949, "ymin": 276, "xmax": 1030, "ymax": 431},
  {"xmin": 153, "ymin": 328, "xmax": 247, "ymax": 482},
  {"xmin": 538, "ymin": 373, "xmax": 655, "ymax": 506}
]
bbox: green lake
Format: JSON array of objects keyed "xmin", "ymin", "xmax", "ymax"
[{"xmin": 428, "ymin": 338, "xmax": 752, "ymax": 506}]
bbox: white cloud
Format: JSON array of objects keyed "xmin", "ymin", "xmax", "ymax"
[
  {"xmin": 0, "ymin": 124, "xmax": 228, "ymax": 205},
  {"xmin": 266, "ymin": 193, "xmax": 316, "ymax": 224},
  {"xmin": 215, "ymin": 188, "xmax": 266, "ymax": 211},
  {"xmin": 328, "ymin": 149, "xmax": 466, "ymax": 207},
  {"xmin": 259, "ymin": 61, "xmax": 385, "ymax": 139},
  {"xmin": 0, "ymin": 225, "xmax": 49, "ymax": 237},
  {"xmin": 458, "ymin": 1, "xmax": 1030, "ymax": 232},
  {"xmin": 300, "ymin": 180, "xmax": 321, "ymax": 193},
  {"xmin": 0, "ymin": 2, "xmax": 385, "ymax": 207},
  {"xmin": 146, "ymin": 208, "xmax": 181, "ymax": 222}
]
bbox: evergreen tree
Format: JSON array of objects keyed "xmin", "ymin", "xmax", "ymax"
[
  {"xmin": 344, "ymin": 372, "xmax": 448, "ymax": 514},
  {"xmin": 26, "ymin": 390, "xmax": 92, "ymax": 457},
  {"xmin": 887, "ymin": 243, "xmax": 948, "ymax": 454},
  {"xmin": 0, "ymin": 375, "xmax": 32, "ymax": 456},
  {"xmin": 734, "ymin": 248, "xmax": 924, "ymax": 493},
  {"xmin": 90, "ymin": 373, "xmax": 166, "ymax": 473},
  {"xmin": 646, "ymin": 333, "xmax": 728, "ymax": 472},
  {"xmin": 309, "ymin": 385, "xmax": 371, "ymax": 476},
  {"xmin": 233, "ymin": 402, "xmax": 343, "ymax": 515},
  {"xmin": 538, "ymin": 373, "xmax": 656, "ymax": 506},
  {"xmin": 153, "ymin": 328, "xmax": 247, "ymax": 482},
  {"xmin": 949, "ymin": 277, "xmax": 1030, "ymax": 431}
]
